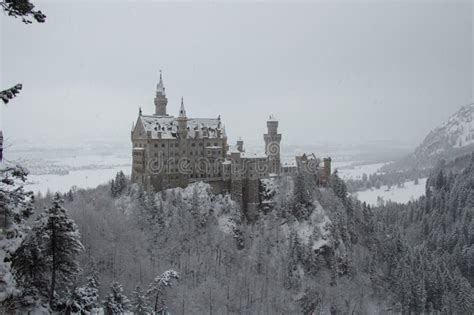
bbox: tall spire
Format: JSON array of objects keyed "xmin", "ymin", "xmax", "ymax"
[
  {"xmin": 154, "ymin": 69, "xmax": 168, "ymax": 115},
  {"xmin": 179, "ymin": 97, "xmax": 187, "ymax": 117},
  {"xmin": 156, "ymin": 69, "xmax": 165, "ymax": 96}
]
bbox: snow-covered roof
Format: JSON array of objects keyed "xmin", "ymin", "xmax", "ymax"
[
  {"xmin": 138, "ymin": 115, "xmax": 224, "ymax": 140},
  {"xmin": 268, "ymin": 114, "xmax": 278, "ymax": 122}
]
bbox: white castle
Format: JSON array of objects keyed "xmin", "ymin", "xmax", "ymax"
[{"xmin": 131, "ymin": 72, "xmax": 331, "ymax": 219}]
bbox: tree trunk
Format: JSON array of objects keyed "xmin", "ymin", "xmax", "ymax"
[
  {"xmin": 49, "ymin": 225, "xmax": 56, "ymax": 309},
  {"xmin": 154, "ymin": 293, "xmax": 159, "ymax": 313}
]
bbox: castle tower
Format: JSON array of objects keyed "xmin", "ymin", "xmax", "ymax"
[
  {"xmin": 323, "ymin": 157, "xmax": 332, "ymax": 183},
  {"xmin": 236, "ymin": 137, "xmax": 244, "ymax": 152},
  {"xmin": 177, "ymin": 97, "xmax": 188, "ymax": 139},
  {"xmin": 177, "ymin": 97, "xmax": 189, "ymax": 188},
  {"xmin": 264, "ymin": 115, "xmax": 282, "ymax": 174},
  {"xmin": 154, "ymin": 70, "xmax": 168, "ymax": 116}
]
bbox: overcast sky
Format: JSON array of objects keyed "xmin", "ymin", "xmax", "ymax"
[{"xmin": 1, "ymin": 0, "xmax": 472, "ymax": 148}]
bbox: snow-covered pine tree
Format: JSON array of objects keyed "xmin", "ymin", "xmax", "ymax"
[
  {"xmin": 0, "ymin": 165, "xmax": 35, "ymax": 311},
  {"xmin": 8, "ymin": 228, "xmax": 48, "ymax": 311},
  {"xmin": 39, "ymin": 193, "xmax": 84, "ymax": 309},
  {"xmin": 0, "ymin": 165, "xmax": 33, "ymax": 236},
  {"xmin": 284, "ymin": 230, "xmax": 302, "ymax": 290},
  {"xmin": 68, "ymin": 273, "xmax": 100, "ymax": 313},
  {"xmin": 9, "ymin": 192, "xmax": 84, "ymax": 312},
  {"xmin": 147, "ymin": 269, "xmax": 179, "ymax": 313},
  {"xmin": 329, "ymin": 170, "xmax": 348, "ymax": 201},
  {"xmin": 110, "ymin": 178, "xmax": 117, "ymax": 197},
  {"xmin": 292, "ymin": 171, "xmax": 313, "ymax": 220},
  {"xmin": 103, "ymin": 281, "xmax": 131, "ymax": 315},
  {"xmin": 190, "ymin": 184, "xmax": 200, "ymax": 221},
  {"xmin": 131, "ymin": 285, "xmax": 151, "ymax": 315},
  {"xmin": 111, "ymin": 171, "xmax": 127, "ymax": 197}
]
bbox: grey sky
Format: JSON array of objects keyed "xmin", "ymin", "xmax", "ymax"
[{"xmin": 1, "ymin": 0, "xmax": 472, "ymax": 148}]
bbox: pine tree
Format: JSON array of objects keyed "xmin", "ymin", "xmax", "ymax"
[
  {"xmin": 190, "ymin": 184, "xmax": 200, "ymax": 221},
  {"xmin": 111, "ymin": 171, "xmax": 127, "ymax": 197},
  {"xmin": 0, "ymin": 165, "xmax": 35, "ymax": 310},
  {"xmin": 329, "ymin": 171, "xmax": 348, "ymax": 201},
  {"xmin": 110, "ymin": 178, "xmax": 117, "ymax": 197},
  {"xmin": 103, "ymin": 281, "xmax": 131, "ymax": 315},
  {"xmin": 131, "ymin": 285, "xmax": 151, "ymax": 315},
  {"xmin": 292, "ymin": 172, "xmax": 313, "ymax": 220},
  {"xmin": 9, "ymin": 193, "xmax": 83, "ymax": 311},
  {"xmin": 0, "ymin": 165, "xmax": 33, "ymax": 233},
  {"xmin": 453, "ymin": 270, "xmax": 474, "ymax": 312},
  {"xmin": 147, "ymin": 269, "xmax": 179, "ymax": 313},
  {"xmin": 9, "ymin": 229, "xmax": 48, "ymax": 311},
  {"xmin": 284, "ymin": 231, "xmax": 302, "ymax": 290},
  {"xmin": 68, "ymin": 273, "xmax": 100, "ymax": 313},
  {"xmin": 42, "ymin": 193, "xmax": 84, "ymax": 309}
]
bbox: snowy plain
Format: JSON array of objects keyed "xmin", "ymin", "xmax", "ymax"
[{"xmin": 354, "ymin": 178, "xmax": 427, "ymax": 206}]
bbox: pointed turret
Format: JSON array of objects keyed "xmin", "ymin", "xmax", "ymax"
[
  {"xmin": 154, "ymin": 69, "xmax": 168, "ymax": 116},
  {"xmin": 157, "ymin": 70, "xmax": 166, "ymax": 96},
  {"xmin": 177, "ymin": 97, "xmax": 188, "ymax": 139},
  {"xmin": 179, "ymin": 97, "xmax": 187, "ymax": 117}
]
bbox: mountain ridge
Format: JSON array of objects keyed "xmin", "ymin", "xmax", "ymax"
[{"xmin": 414, "ymin": 103, "xmax": 474, "ymax": 162}]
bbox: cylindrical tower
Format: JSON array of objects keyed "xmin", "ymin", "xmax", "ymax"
[{"xmin": 263, "ymin": 115, "xmax": 282, "ymax": 174}]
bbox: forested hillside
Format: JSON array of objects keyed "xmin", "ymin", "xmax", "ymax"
[{"xmin": 374, "ymin": 155, "xmax": 474, "ymax": 313}]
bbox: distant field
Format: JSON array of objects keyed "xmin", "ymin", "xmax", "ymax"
[{"xmin": 354, "ymin": 178, "xmax": 427, "ymax": 206}]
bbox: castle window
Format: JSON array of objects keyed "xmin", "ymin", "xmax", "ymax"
[
  {"xmin": 154, "ymin": 144, "xmax": 158, "ymax": 148},
  {"xmin": 161, "ymin": 144, "xmax": 165, "ymax": 148},
  {"xmin": 214, "ymin": 142, "xmax": 218, "ymax": 146},
  {"xmin": 199, "ymin": 143, "xmax": 203, "ymax": 146},
  {"xmin": 191, "ymin": 143, "xmax": 196, "ymax": 147},
  {"xmin": 207, "ymin": 143, "xmax": 211, "ymax": 146}
]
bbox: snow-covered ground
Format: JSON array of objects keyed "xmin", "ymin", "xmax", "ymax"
[
  {"xmin": 337, "ymin": 162, "xmax": 388, "ymax": 180},
  {"xmin": 354, "ymin": 178, "xmax": 427, "ymax": 206},
  {"xmin": 26, "ymin": 166, "xmax": 130, "ymax": 195},
  {"xmin": 5, "ymin": 144, "xmax": 131, "ymax": 194}
]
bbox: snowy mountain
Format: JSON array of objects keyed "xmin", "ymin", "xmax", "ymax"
[{"xmin": 414, "ymin": 103, "xmax": 474, "ymax": 161}]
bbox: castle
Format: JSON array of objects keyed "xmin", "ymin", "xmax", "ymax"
[{"xmin": 131, "ymin": 72, "xmax": 331, "ymax": 219}]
